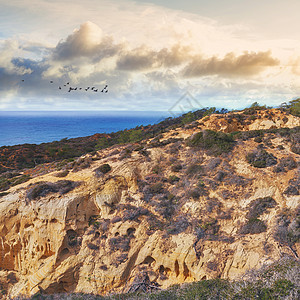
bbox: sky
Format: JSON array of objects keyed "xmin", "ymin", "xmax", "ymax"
[{"xmin": 0, "ymin": 0, "xmax": 299, "ymax": 111}]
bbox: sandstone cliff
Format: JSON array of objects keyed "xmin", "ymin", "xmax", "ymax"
[{"xmin": 0, "ymin": 108, "xmax": 299, "ymax": 298}]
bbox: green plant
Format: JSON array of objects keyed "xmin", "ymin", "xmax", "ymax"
[
  {"xmin": 94, "ymin": 163, "xmax": 111, "ymax": 176},
  {"xmin": 240, "ymin": 218, "xmax": 267, "ymax": 234},
  {"xmin": 187, "ymin": 130, "xmax": 235, "ymax": 156},
  {"xmin": 246, "ymin": 149, "xmax": 277, "ymax": 168},
  {"xmin": 168, "ymin": 175, "xmax": 180, "ymax": 184},
  {"xmin": 246, "ymin": 197, "xmax": 277, "ymax": 219}
]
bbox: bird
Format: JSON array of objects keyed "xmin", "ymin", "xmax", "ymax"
[
  {"xmin": 50, "ymin": 81, "xmax": 53, "ymax": 83},
  {"xmin": 64, "ymin": 84, "xmax": 66, "ymax": 87},
  {"xmin": 101, "ymin": 89, "xmax": 104, "ymax": 93},
  {"xmin": 105, "ymin": 90, "xmax": 108, "ymax": 93},
  {"xmin": 21, "ymin": 79, "xmax": 24, "ymax": 82},
  {"xmin": 66, "ymin": 82, "xmax": 70, "ymax": 85},
  {"xmin": 79, "ymin": 88, "xmax": 82, "ymax": 90},
  {"xmin": 104, "ymin": 85, "xmax": 108, "ymax": 89},
  {"xmin": 94, "ymin": 89, "xmax": 98, "ymax": 92},
  {"xmin": 59, "ymin": 86, "xmax": 61, "ymax": 90}
]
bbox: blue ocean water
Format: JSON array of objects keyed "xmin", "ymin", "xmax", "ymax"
[{"xmin": 0, "ymin": 111, "xmax": 170, "ymax": 147}]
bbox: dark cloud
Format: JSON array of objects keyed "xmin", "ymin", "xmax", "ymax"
[{"xmin": 183, "ymin": 51, "xmax": 279, "ymax": 77}]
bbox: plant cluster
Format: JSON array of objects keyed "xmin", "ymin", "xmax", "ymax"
[
  {"xmin": 246, "ymin": 148, "xmax": 277, "ymax": 168},
  {"xmin": 187, "ymin": 130, "xmax": 236, "ymax": 156},
  {"xmin": 0, "ymin": 172, "xmax": 31, "ymax": 191},
  {"xmin": 26, "ymin": 180, "xmax": 80, "ymax": 201}
]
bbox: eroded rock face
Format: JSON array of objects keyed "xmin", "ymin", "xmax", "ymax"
[{"xmin": 0, "ymin": 111, "xmax": 299, "ymax": 298}]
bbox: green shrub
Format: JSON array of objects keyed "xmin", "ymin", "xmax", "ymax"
[
  {"xmin": 287, "ymin": 98, "xmax": 300, "ymax": 117},
  {"xmin": 94, "ymin": 164, "xmax": 111, "ymax": 176},
  {"xmin": 240, "ymin": 218, "xmax": 267, "ymax": 234},
  {"xmin": 246, "ymin": 149, "xmax": 277, "ymax": 168},
  {"xmin": 0, "ymin": 173, "xmax": 31, "ymax": 191},
  {"xmin": 247, "ymin": 197, "xmax": 277, "ymax": 219},
  {"xmin": 187, "ymin": 130, "xmax": 235, "ymax": 156},
  {"xmin": 168, "ymin": 175, "xmax": 180, "ymax": 184}
]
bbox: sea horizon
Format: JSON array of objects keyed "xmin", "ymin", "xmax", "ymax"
[{"xmin": 0, "ymin": 110, "xmax": 173, "ymax": 147}]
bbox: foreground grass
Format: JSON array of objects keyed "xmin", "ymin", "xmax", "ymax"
[{"xmin": 15, "ymin": 257, "xmax": 299, "ymax": 300}]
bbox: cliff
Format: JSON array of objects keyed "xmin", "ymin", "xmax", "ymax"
[{"xmin": 0, "ymin": 108, "xmax": 299, "ymax": 298}]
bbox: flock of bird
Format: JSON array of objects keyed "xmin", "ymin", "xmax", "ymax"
[{"xmin": 21, "ymin": 79, "xmax": 109, "ymax": 93}]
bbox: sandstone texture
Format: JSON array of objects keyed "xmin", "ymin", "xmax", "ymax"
[{"xmin": 0, "ymin": 109, "xmax": 299, "ymax": 299}]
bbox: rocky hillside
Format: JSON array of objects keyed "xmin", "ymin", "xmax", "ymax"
[{"xmin": 0, "ymin": 107, "xmax": 299, "ymax": 299}]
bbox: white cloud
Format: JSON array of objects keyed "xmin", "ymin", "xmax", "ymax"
[{"xmin": 0, "ymin": 0, "xmax": 299, "ymax": 110}]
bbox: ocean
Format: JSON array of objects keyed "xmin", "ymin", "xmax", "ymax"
[{"xmin": 0, "ymin": 111, "xmax": 171, "ymax": 147}]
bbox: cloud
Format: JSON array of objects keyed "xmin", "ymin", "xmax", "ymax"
[
  {"xmin": 183, "ymin": 51, "xmax": 279, "ymax": 77},
  {"xmin": 116, "ymin": 44, "xmax": 191, "ymax": 71},
  {"xmin": 0, "ymin": 40, "xmax": 33, "ymax": 75},
  {"xmin": 52, "ymin": 22, "xmax": 122, "ymax": 61}
]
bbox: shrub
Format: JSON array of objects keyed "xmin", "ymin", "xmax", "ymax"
[
  {"xmin": 284, "ymin": 176, "xmax": 300, "ymax": 196},
  {"xmin": 186, "ymin": 164, "xmax": 204, "ymax": 177},
  {"xmin": 205, "ymin": 157, "xmax": 222, "ymax": 172},
  {"xmin": 122, "ymin": 206, "xmax": 150, "ymax": 221},
  {"xmin": 246, "ymin": 149, "xmax": 277, "ymax": 168},
  {"xmin": 148, "ymin": 182, "xmax": 164, "ymax": 194},
  {"xmin": 189, "ymin": 188, "xmax": 200, "ymax": 199},
  {"xmin": 26, "ymin": 180, "xmax": 79, "ymax": 200},
  {"xmin": 152, "ymin": 164, "xmax": 161, "ymax": 174},
  {"xmin": 246, "ymin": 197, "xmax": 277, "ymax": 219},
  {"xmin": 55, "ymin": 170, "xmax": 69, "ymax": 177},
  {"xmin": 72, "ymin": 156, "xmax": 92, "ymax": 172},
  {"xmin": 273, "ymin": 157, "xmax": 297, "ymax": 173},
  {"xmin": 166, "ymin": 216, "xmax": 189, "ymax": 235},
  {"xmin": 108, "ymin": 236, "xmax": 130, "ymax": 252},
  {"xmin": 168, "ymin": 175, "xmax": 180, "ymax": 184},
  {"xmin": 274, "ymin": 208, "xmax": 299, "ymax": 247},
  {"xmin": 288, "ymin": 98, "xmax": 300, "ymax": 117},
  {"xmin": 187, "ymin": 130, "xmax": 235, "ymax": 156},
  {"xmin": 94, "ymin": 164, "xmax": 111, "ymax": 177},
  {"xmin": 171, "ymin": 164, "xmax": 182, "ymax": 172},
  {"xmin": 0, "ymin": 173, "xmax": 31, "ymax": 191},
  {"xmin": 119, "ymin": 148, "xmax": 132, "ymax": 159},
  {"xmin": 240, "ymin": 218, "xmax": 267, "ymax": 234},
  {"xmin": 206, "ymin": 198, "xmax": 222, "ymax": 213},
  {"xmin": 214, "ymin": 171, "xmax": 227, "ymax": 182}
]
